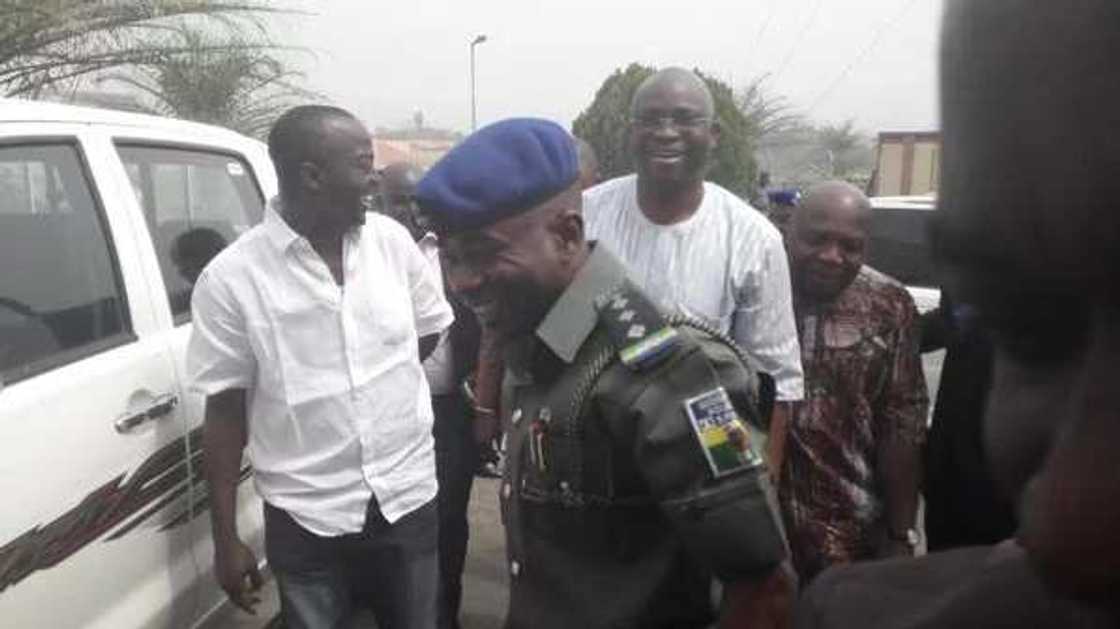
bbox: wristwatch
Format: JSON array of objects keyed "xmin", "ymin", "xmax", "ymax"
[{"xmin": 889, "ymin": 527, "xmax": 921, "ymax": 547}]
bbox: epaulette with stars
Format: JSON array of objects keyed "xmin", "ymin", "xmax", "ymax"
[{"xmin": 593, "ymin": 284, "xmax": 682, "ymax": 371}]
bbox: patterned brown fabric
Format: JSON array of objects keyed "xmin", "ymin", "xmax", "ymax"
[{"xmin": 781, "ymin": 266, "xmax": 928, "ymax": 580}]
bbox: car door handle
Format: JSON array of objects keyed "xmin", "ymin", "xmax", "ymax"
[{"xmin": 115, "ymin": 394, "xmax": 179, "ymax": 434}]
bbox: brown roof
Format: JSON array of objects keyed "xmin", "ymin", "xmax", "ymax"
[{"xmin": 372, "ymin": 139, "xmax": 413, "ymax": 169}]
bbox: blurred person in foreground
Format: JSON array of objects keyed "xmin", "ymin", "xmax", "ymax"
[
  {"xmin": 417, "ymin": 118, "xmax": 794, "ymax": 629},
  {"xmin": 584, "ymin": 68, "xmax": 804, "ymax": 478},
  {"xmin": 795, "ymin": 2, "xmax": 1120, "ymax": 626},
  {"xmin": 380, "ymin": 162, "xmax": 483, "ymax": 629},
  {"xmin": 189, "ymin": 107, "xmax": 451, "ymax": 629},
  {"xmin": 920, "ymin": 292, "xmax": 1015, "ymax": 551},
  {"xmin": 780, "ymin": 182, "xmax": 928, "ymax": 581}
]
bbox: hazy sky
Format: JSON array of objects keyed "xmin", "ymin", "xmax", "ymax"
[{"xmin": 275, "ymin": 0, "xmax": 943, "ymax": 135}]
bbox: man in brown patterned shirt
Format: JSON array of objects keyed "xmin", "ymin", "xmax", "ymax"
[{"xmin": 780, "ymin": 181, "xmax": 928, "ymax": 581}]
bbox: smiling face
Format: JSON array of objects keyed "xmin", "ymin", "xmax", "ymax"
[
  {"xmin": 787, "ymin": 182, "xmax": 870, "ymax": 304},
  {"xmin": 306, "ymin": 116, "xmax": 377, "ymax": 231},
  {"xmin": 268, "ymin": 107, "xmax": 378, "ymax": 234},
  {"xmin": 938, "ymin": 0, "xmax": 1120, "ymax": 609},
  {"xmin": 628, "ymin": 69, "xmax": 719, "ymax": 190},
  {"xmin": 439, "ymin": 187, "xmax": 586, "ymax": 337}
]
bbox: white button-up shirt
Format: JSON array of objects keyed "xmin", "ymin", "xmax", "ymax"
[
  {"xmin": 416, "ymin": 233, "xmax": 457, "ymax": 396},
  {"xmin": 187, "ymin": 203, "xmax": 454, "ymax": 535},
  {"xmin": 584, "ymin": 174, "xmax": 804, "ymax": 401}
]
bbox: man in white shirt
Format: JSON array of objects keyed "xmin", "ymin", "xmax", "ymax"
[
  {"xmin": 189, "ymin": 106, "xmax": 453, "ymax": 629},
  {"xmin": 380, "ymin": 161, "xmax": 482, "ymax": 629},
  {"xmin": 584, "ymin": 67, "xmax": 804, "ymax": 473}
]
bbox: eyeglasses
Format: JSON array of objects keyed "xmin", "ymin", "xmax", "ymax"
[{"xmin": 632, "ymin": 113, "xmax": 712, "ymax": 131}]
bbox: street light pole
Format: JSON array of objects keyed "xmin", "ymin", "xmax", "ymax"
[{"xmin": 470, "ymin": 34, "xmax": 488, "ymax": 131}]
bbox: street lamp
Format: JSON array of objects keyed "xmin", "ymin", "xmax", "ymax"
[{"xmin": 470, "ymin": 34, "xmax": 488, "ymax": 131}]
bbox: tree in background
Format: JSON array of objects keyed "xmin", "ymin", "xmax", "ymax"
[
  {"xmin": 736, "ymin": 75, "xmax": 874, "ymax": 191},
  {"xmin": 570, "ymin": 64, "xmax": 650, "ymax": 187},
  {"xmin": 737, "ymin": 74, "xmax": 803, "ymax": 141},
  {"xmin": 816, "ymin": 120, "xmax": 870, "ymax": 179},
  {"xmin": 698, "ymin": 69, "xmax": 758, "ymax": 200},
  {"xmin": 573, "ymin": 63, "xmax": 760, "ymax": 200},
  {"xmin": 757, "ymin": 119, "xmax": 874, "ymax": 190},
  {"xmin": 102, "ymin": 27, "xmax": 313, "ymax": 138},
  {"xmin": 0, "ymin": 1, "xmax": 277, "ymax": 98}
]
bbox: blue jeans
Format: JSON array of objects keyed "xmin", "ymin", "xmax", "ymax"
[{"xmin": 264, "ymin": 498, "xmax": 439, "ymax": 629}]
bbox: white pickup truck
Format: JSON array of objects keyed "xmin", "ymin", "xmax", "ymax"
[
  {"xmin": 867, "ymin": 194, "xmax": 943, "ymax": 406},
  {"xmin": 867, "ymin": 194, "xmax": 939, "ymax": 314},
  {"xmin": 0, "ymin": 100, "xmax": 276, "ymax": 628}
]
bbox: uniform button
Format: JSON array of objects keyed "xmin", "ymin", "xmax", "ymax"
[
  {"xmin": 511, "ymin": 408, "xmax": 523, "ymax": 424},
  {"xmin": 510, "ymin": 560, "xmax": 521, "ymax": 577},
  {"xmin": 502, "ymin": 483, "xmax": 512, "ymax": 499}
]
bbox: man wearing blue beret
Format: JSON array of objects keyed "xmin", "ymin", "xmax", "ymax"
[
  {"xmin": 765, "ymin": 189, "xmax": 800, "ymax": 234},
  {"xmin": 416, "ymin": 118, "xmax": 794, "ymax": 629}
]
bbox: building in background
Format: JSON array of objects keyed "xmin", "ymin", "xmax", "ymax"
[
  {"xmin": 373, "ymin": 122, "xmax": 461, "ymax": 170},
  {"xmin": 870, "ymin": 131, "xmax": 941, "ymax": 197}
]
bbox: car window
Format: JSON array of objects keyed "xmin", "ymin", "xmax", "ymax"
[
  {"xmin": 0, "ymin": 142, "xmax": 132, "ymax": 385},
  {"xmin": 115, "ymin": 145, "xmax": 265, "ymax": 325},
  {"xmin": 867, "ymin": 207, "xmax": 937, "ymax": 288}
]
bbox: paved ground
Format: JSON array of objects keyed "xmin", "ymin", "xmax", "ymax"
[
  {"xmin": 209, "ymin": 352, "xmax": 945, "ymax": 629},
  {"xmin": 457, "ymin": 478, "xmax": 509, "ymax": 629}
]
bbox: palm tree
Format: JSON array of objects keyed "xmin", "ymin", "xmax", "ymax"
[
  {"xmin": 0, "ymin": 0, "xmax": 277, "ymax": 98},
  {"xmin": 818, "ymin": 120, "xmax": 870, "ymax": 177},
  {"xmin": 103, "ymin": 27, "xmax": 314, "ymax": 138}
]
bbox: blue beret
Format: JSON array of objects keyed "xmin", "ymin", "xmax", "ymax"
[
  {"xmin": 415, "ymin": 118, "xmax": 579, "ymax": 232},
  {"xmin": 767, "ymin": 189, "xmax": 801, "ymax": 206}
]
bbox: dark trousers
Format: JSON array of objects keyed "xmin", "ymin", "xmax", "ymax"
[
  {"xmin": 432, "ymin": 393, "xmax": 477, "ymax": 629},
  {"xmin": 264, "ymin": 498, "xmax": 439, "ymax": 629}
]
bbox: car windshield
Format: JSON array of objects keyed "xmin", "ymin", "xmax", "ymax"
[{"xmin": 866, "ymin": 205, "xmax": 937, "ymax": 289}]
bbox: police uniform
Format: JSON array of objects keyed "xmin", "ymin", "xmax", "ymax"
[{"xmin": 416, "ymin": 118, "xmax": 789, "ymax": 629}]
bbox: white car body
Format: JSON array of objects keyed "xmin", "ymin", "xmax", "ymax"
[
  {"xmin": 868, "ymin": 194, "xmax": 943, "ymax": 408},
  {"xmin": 0, "ymin": 100, "xmax": 276, "ymax": 628}
]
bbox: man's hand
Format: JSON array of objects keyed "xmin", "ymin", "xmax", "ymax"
[
  {"xmin": 202, "ymin": 390, "xmax": 257, "ymax": 612},
  {"xmin": 878, "ymin": 536, "xmax": 916, "ymax": 559},
  {"xmin": 214, "ymin": 539, "xmax": 263, "ymax": 614},
  {"xmin": 472, "ymin": 407, "xmax": 499, "ymax": 446},
  {"xmin": 766, "ymin": 402, "xmax": 792, "ymax": 481},
  {"xmin": 419, "ymin": 333, "xmax": 440, "ymax": 363}
]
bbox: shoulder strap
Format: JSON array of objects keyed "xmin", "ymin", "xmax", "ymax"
[
  {"xmin": 665, "ymin": 314, "xmax": 775, "ymax": 427},
  {"xmin": 593, "ymin": 284, "xmax": 682, "ymax": 371}
]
